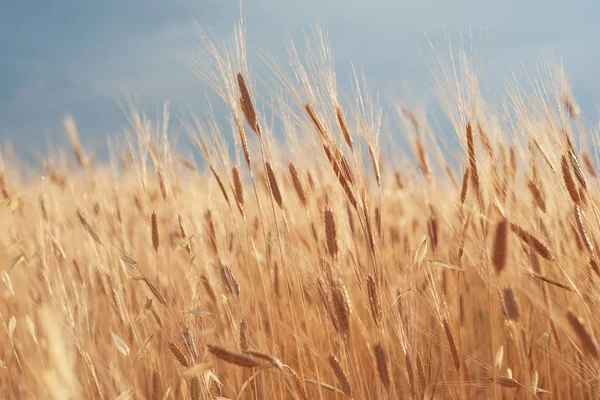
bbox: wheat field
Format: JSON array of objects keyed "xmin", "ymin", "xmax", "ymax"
[{"xmin": 1, "ymin": 20, "xmax": 599, "ymax": 399}]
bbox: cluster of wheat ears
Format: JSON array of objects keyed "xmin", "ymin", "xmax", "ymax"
[{"xmin": 1, "ymin": 20, "xmax": 600, "ymax": 399}]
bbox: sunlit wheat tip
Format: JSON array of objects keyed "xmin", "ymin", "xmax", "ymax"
[{"xmin": 237, "ymin": 73, "xmax": 261, "ymax": 137}]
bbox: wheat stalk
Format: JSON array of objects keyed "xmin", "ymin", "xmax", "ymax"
[
  {"xmin": 336, "ymin": 106, "xmax": 354, "ymax": 151},
  {"xmin": 151, "ymin": 211, "xmax": 159, "ymax": 252},
  {"xmin": 324, "ymin": 208, "xmax": 338, "ymax": 257},
  {"xmin": 502, "ymin": 287, "xmax": 520, "ymax": 321},
  {"xmin": 329, "ymin": 355, "xmax": 352, "ymax": 396},
  {"xmin": 492, "ymin": 218, "xmax": 509, "ymax": 274},
  {"xmin": 374, "ymin": 343, "xmax": 391, "ymax": 390},
  {"xmin": 466, "ymin": 121, "xmax": 479, "ymax": 192},
  {"xmin": 509, "ymin": 222, "xmax": 553, "ymax": 261},
  {"xmin": 367, "ymin": 275, "xmax": 382, "ymax": 329},
  {"xmin": 561, "ymin": 154, "xmax": 580, "ymax": 205},
  {"xmin": 289, "ymin": 163, "xmax": 307, "ymax": 207},
  {"xmin": 443, "ymin": 318, "xmax": 460, "ymax": 371},
  {"xmin": 240, "ymin": 319, "xmax": 248, "ymax": 351},
  {"xmin": 566, "ymin": 311, "xmax": 599, "ymax": 359},
  {"xmin": 332, "ymin": 279, "xmax": 352, "ymax": 339},
  {"xmin": 265, "ymin": 162, "xmax": 283, "ymax": 209},
  {"xmin": 168, "ymin": 341, "xmax": 190, "ymax": 367},
  {"xmin": 207, "ymin": 344, "xmax": 261, "ymax": 368},
  {"xmin": 237, "ymin": 73, "xmax": 261, "ymax": 137}
]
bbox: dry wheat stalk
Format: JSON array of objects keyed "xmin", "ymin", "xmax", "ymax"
[
  {"xmin": 466, "ymin": 121, "xmax": 480, "ymax": 191},
  {"xmin": 368, "ymin": 143, "xmax": 381, "ymax": 187},
  {"xmin": 231, "ymin": 166, "xmax": 244, "ymax": 208},
  {"xmin": 496, "ymin": 376, "xmax": 522, "ymax": 388},
  {"xmin": 567, "ymin": 147, "xmax": 587, "ymax": 190},
  {"xmin": 273, "ymin": 260, "xmax": 281, "ymax": 297},
  {"xmin": 362, "ymin": 191, "xmax": 377, "ymax": 256},
  {"xmin": 532, "ymin": 138, "xmax": 557, "ymax": 174},
  {"xmin": 0, "ymin": 172, "xmax": 9, "ymax": 199},
  {"xmin": 142, "ymin": 278, "xmax": 168, "ymax": 307},
  {"xmin": 239, "ymin": 319, "xmax": 248, "ymax": 351},
  {"xmin": 509, "ymin": 222, "xmax": 553, "ymax": 261},
  {"xmin": 204, "ymin": 210, "xmax": 219, "ymax": 257},
  {"xmin": 289, "ymin": 163, "xmax": 307, "ymax": 207},
  {"xmin": 427, "ymin": 206, "xmax": 439, "ymax": 253},
  {"xmin": 530, "ymin": 272, "xmax": 573, "ymax": 292},
  {"xmin": 583, "ymin": 152, "xmax": 597, "ymax": 177},
  {"xmin": 151, "ymin": 211, "xmax": 159, "ymax": 252},
  {"xmin": 244, "ymin": 349, "xmax": 283, "ymax": 370},
  {"xmin": 220, "ymin": 264, "xmax": 240, "ymax": 299},
  {"xmin": 156, "ymin": 167, "xmax": 168, "ymax": 200},
  {"xmin": 285, "ymin": 366, "xmax": 309, "ymax": 400},
  {"xmin": 190, "ymin": 376, "xmax": 200, "ymax": 400},
  {"xmin": 404, "ymin": 352, "xmax": 416, "ymax": 396},
  {"xmin": 457, "ymin": 214, "xmax": 470, "ymax": 265},
  {"xmin": 332, "ymin": 279, "xmax": 352, "ymax": 338},
  {"xmin": 443, "ymin": 318, "xmax": 461, "ymax": 371},
  {"xmin": 236, "ymin": 116, "xmax": 251, "ymax": 166},
  {"xmin": 564, "ymin": 93, "xmax": 580, "ymax": 118},
  {"xmin": 75, "ymin": 340, "xmax": 104, "ymax": 399},
  {"xmin": 322, "ymin": 143, "xmax": 358, "ymax": 209},
  {"xmin": 415, "ymin": 137, "xmax": 430, "ymax": 178},
  {"xmin": 492, "ymin": 218, "xmax": 509, "ymax": 274},
  {"xmin": 183, "ymin": 329, "xmax": 198, "ymax": 364},
  {"xmin": 374, "ymin": 343, "xmax": 391, "ymax": 390},
  {"xmin": 209, "ymin": 164, "xmax": 231, "ymax": 206},
  {"xmin": 329, "ymin": 355, "xmax": 352, "ymax": 396},
  {"xmin": 561, "ymin": 154, "xmax": 580, "ymax": 205},
  {"xmin": 332, "ymin": 145, "xmax": 355, "ymax": 185},
  {"xmin": 460, "ymin": 168, "xmax": 469, "ymax": 205},
  {"xmin": 200, "ymin": 275, "xmax": 216, "ymax": 303},
  {"xmin": 367, "ymin": 275, "xmax": 382, "ymax": 329},
  {"xmin": 502, "ymin": 287, "xmax": 520, "ymax": 321},
  {"xmin": 477, "ymin": 121, "xmax": 494, "ymax": 158},
  {"xmin": 237, "ymin": 73, "xmax": 261, "ymax": 137},
  {"xmin": 77, "ymin": 210, "xmax": 102, "ymax": 245},
  {"xmin": 178, "ymin": 156, "xmax": 196, "ymax": 170},
  {"xmin": 394, "ymin": 171, "xmax": 404, "ymax": 189},
  {"xmin": 574, "ymin": 205, "xmax": 594, "ymax": 253},
  {"xmin": 316, "ymin": 277, "xmax": 340, "ymax": 333},
  {"xmin": 527, "ymin": 180, "xmax": 546, "ymax": 213},
  {"xmin": 111, "ymin": 288, "xmax": 127, "ymax": 325},
  {"xmin": 324, "ymin": 208, "xmax": 338, "ymax": 257},
  {"xmin": 590, "ymin": 257, "xmax": 600, "ymax": 277},
  {"xmin": 168, "ymin": 341, "xmax": 190, "ymax": 367},
  {"xmin": 207, "ymin": 344, "xmax": 261, "ymax": 368},
  {"xmin": 375, "ymin": 206, "xmax": 381, "ymax": 237},
  {"xmin": 416, "ymin": 353, "xmax": 426, "ymax": 389},
  {"xmin": 509, "ymin": 146, "xmax": 517, "ymax": 177},
  {"xmin": 265, "ymin": 162, "xmax": 283, "ymax": 208},
  {"xmin": 566, "ymin": 311, "xmax": 599, "ymax": 359},
  {"xmin": 306, "ymin": 104, "xmax": 327, "ymax": 139},
  {"xmin": 178, "ymin": 215, "xmax": 192, "ymax": 256},
  {"xmin": 64, "ymin": 115, "xmax": 89, "ymax": 169},
  {"xmin": 401, "ymin": 106, "xmax": 421, "ymax": 133},
  {"xmin": 346, "ymin": 203, "xmax": 356, "ymax": 238},
  {"xmin": 336, "ymin": 106, "xmax": 354, "ymax": 151}
]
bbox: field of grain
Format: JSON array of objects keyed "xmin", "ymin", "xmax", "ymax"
[{"xmin": 1, "ymin": 21, "xmax": 599, "ymax": 399}]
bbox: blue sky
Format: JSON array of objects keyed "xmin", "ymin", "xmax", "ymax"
[{"xmin": 1, "ymin": 0, "xmax": 598, "ymax": 159}]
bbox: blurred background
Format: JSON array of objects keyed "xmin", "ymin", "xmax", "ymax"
[{"xmin": 0, "ymin": 0, "xmax": 597, "ymax": 161}]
